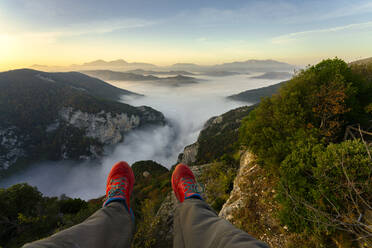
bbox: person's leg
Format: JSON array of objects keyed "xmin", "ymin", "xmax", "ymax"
[
  {"xmin": 23, "ymin": 202, "xmax": 134, "ymax": 248},
  {"xmin": 172, "ymin": 164, "xmax": 269, "ymax": 248},
  {"xmin": 23, "ymin": 161, "xmax": 135, "ymax": 248}
]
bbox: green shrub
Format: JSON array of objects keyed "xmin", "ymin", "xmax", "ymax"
[
  {"xmin": 59, "ymin": 198, "xmax": 88, "ymax": 214},
  {"xmin": 0, "ymin": 184, "xmax": 60, "ymax": 248},
  {"xmin": 278, "ymin": 139, "xmax": 371, "ymax": 243},
  {"xmin": 238, "ymin": 58, "xmax": 372, "ymax": 246},
  {"xmin": 132, "ymin": 199, "xmax": 160, "ymax": 248},
  {"xmin": 200, "ymin": 162, "xmax": 238, "ymax": 212},
  {"xmin": 239, "ymin": 58, "xmax": 372, "ymax": 171},
  {"xmin": 0, "ymin": 183, "xmax": 100, "ymax": 248}
]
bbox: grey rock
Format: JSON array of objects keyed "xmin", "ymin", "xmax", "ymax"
[
  {"xmin": 0, "ymin": 127, "xmax": 27, "ymax": 170},
  {"xmin": 177, "ymin": 143, "xmax": 199, "ymax": 165},
  {"xmin": 59, "ymin": 107, "xmax": 141, "ymax": 145},
  {"xmin": 219, "ymin": 151, "xmax": 256, "ymax": 220}
]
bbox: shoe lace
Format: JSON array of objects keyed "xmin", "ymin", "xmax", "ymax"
[
  {"xmin": 181, "ymin": 178, "xmax": 200, "ymax": 197},
  {"xmin": 105, "ymin": 177, "xmax": 128, "ymax": 200}
]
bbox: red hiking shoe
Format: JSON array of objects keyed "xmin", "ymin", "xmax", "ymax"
[
  {"xmin": 172, "ymin": 164, "xmax": 202, "ymax": 203},
  {"xmin": 103, "ymin": 161, "xmax": 135, "ymax": 211}
]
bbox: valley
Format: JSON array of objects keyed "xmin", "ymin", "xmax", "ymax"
[{"xmin": 0, "ymin": 71, "xmax": 290, "ymax": 199}]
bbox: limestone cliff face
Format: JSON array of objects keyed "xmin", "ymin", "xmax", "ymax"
[
  {"xmin": 177, "ymin": 143, "xmax": 199, "ymax": 165},
  {"xmin": 177, "ymin": 114, "xmax": 223, "ymax": 165},
  {"xmin": 0, "ymin": 127, "xmax": 27, "ymax": 170},
  {"xmin": 59, "ymin": 107, "xmax": 141, "ymax": 145},
  {"xmin": 0, "ymin": 106, "xmax": 165, "ymax": 172},
  {"xmin": 219, "ymin": 151, "xmax": 256, "ymax": 221}
]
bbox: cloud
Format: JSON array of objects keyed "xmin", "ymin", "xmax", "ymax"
[
  {"xmin": 319, "ymin": 1, "xmax": 372, "ymax": 20},
  {"xmin": 174, "ymin": 2, "xmax": 298, "ymax": 28},
  {"xmin": 0, "ymin": 17, "xmax": 156, "ymax": 56},
  {"xmin": 61, "ymin": 18, "xmax": 157, "ymax": 36},
  {"xmin": 271, "ymin": 21, "xmax": 372, "ymax": 44}
]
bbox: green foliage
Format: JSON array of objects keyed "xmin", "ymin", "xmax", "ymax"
[
  {"xmin": 228, "ymin": 80, "xmax": 286, "ymax": 103},
  {"xmin": 238, "ymin": 58, "xmax": 372, "ymax": 246},
  {"xmin": 59, "ymin": 197, "xmax": 88, "ymax": 215},
  {"xmin": 131, "ymin": 161, "xmax": 171, "ymax": 248},
  {"xmin": 132, "ymin": 199, "xmax": 160, "ymax": 248},
  {"xmin": 199, "ymin": 162, "xmax": 238, "ymax": 212},
  {"xmin": 196, "ymin": 106, "xmax": 254, "ymax": 164},
  {"xmin": 131, "ymin": 160, "xmax": 169, "ymax": 181},
  {"xmin": 278, "ymin": 140, "xmax": 371, "ymax": 244},
  {"xmin": 0, "ymin": 183, "xmax": 99, "ymax": 248},
  {"xmin": 240, "ymin": 58, "xmax": 372, "ymax": 171}
]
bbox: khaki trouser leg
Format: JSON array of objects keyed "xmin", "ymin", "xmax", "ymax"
[
  {"xmin": 174, "ymin": 198, "xmax": 269, "ymax": 248},
  {"xmin": 23, "ymin": 202, "xmax": 134, "ymax": 248}
]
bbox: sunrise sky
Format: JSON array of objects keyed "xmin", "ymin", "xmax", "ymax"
[{"xmin": 1, "ymin": 0, "xmax": 372, "ymax": 70}]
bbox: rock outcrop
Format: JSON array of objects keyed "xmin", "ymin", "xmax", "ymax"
[
  {"xmin": 0, "ymin": 127, "xmax": 27, "ymax": 170},
  {"xmin": 0, "ymin": 106, "xmax": 165, "ymax": 172},
  {"xmin": 60, "ymin": 107, "xmax": 141, "ymax": 145},
  {"xmin": 177, "ymin": 106, "xmax": 254, "ymax": 165},
  {"xmin": 219, "ymin": 151, "xmax": 289, "ymax": 247},
  {"xmin": 177, "ymin": 143, "xmax": 199, "ymax": 165}
]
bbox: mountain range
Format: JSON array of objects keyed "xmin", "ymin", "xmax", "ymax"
[
  {"xmin": 30, "ymin": 59, "xmax": 296, "ymax": 73},
  {"xmin": 82, "ymin": 70, "xmax": 200, "ymax": 86}
]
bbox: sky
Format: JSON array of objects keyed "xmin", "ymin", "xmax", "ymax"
[{"xmin": 1, "ymin": 0, "xmax": 372, "ymax": 70}]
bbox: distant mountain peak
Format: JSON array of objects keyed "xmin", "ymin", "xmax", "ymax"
[
  {"xmin": 171, "ymin": 63, "xmax": 198, "ymax": 66},
  {"xmin": 83, "ymin": 59, "xmax": 128, "ymax": 67}
]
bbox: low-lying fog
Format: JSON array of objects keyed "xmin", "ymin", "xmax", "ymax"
[{"xmin": 0, "ymin": 74, "xmax": 290, "ymax": 200}]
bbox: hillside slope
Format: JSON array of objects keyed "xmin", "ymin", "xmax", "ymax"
[
  {"xmin": 82, "ymin": 70, "xmax": 200, "ymax": 86},
  {"xmin": 0, "ymin": 69, "xmax": 165, "ymax": 174},
  {"xmin": 82, "ymin": 70, "xmax": 159, "ymax": 81},
  {"xmin": 227, "ymin": 81, "xmax": 286, "ymax": 103},
  {"xmin": 178, "ymin": 106, "xmax": 254, "ymax": 165}
]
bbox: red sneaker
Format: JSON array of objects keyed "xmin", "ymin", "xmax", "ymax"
[
  {"xmin": 172, "ymin": 164, "xmax": 202, "ymax": 203},
  {"xmin": 103, "ymin": 161, "xmax": 135, "ymax": 210}
]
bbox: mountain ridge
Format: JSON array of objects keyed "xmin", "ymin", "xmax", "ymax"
[
  {"xmin": 30, "ymin": 59, "xmax": 296, "ymax": 73},
  {"xmin": 227, "ymin": 81, "xmax": 286, "ymax": 104},
  {"xmin": 0, "ymin": 69, "xmax": 165, "ymax": 174}
]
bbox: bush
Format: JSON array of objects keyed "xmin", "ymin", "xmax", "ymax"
[
  {"xmin": 0, "ymin": 183, "xmax": 100, "ymax": 248},
  {"xmin": 278, "ymin": 140, "xmax": 372, "ymax": 244},
  {"xmin": 132, "ymin": 199, "xmax": 160, "ymax": 248},
  {"xmin": 240, "ymin": 58, "xmax": 372, "ymax": 171},
  {"xmin": 199, "ymin": 162, "xmax": 238, "ymax": 212},
  {"xmin": 59, "ymin": 198, "xmax": 88, "ymax": 214},
  {"xmin": 0, "ymin": 184, "xmax": 59, "ymax": 247},
  {"xmin": 238, "ymin": 58, "xmax": 372, "ymax": 246}
]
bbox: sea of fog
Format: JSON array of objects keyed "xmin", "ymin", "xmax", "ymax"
[{"xmin": 0, "ymin": 74, "xmax": 290, "ymax": 199}]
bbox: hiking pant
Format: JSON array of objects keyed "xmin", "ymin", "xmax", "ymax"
[{"xmin": 23, "ymin": 199, "xmax": 269, "ymax": 248}]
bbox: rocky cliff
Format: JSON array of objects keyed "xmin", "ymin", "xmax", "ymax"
[
  {"xmin": 0, "ymin": 69, "xmax": 165, "ymax": 173},
  {"xmin": 0, "ymin": 127, "xmax": 27, "ymax": 170},
  {"xmin": 59, "ymin": 107, "xmax": 141, "ymax": 145},
  {"xmin": 219, "ymin": 151, "xmax": 288, "ymax": 247},
  {"xmin": 177, "ymin": 106, "xmax": 254, "ymax": 165},
  {"xmin": 152, "ymin": 151, "xmax": 293, "ymax": 248}
]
